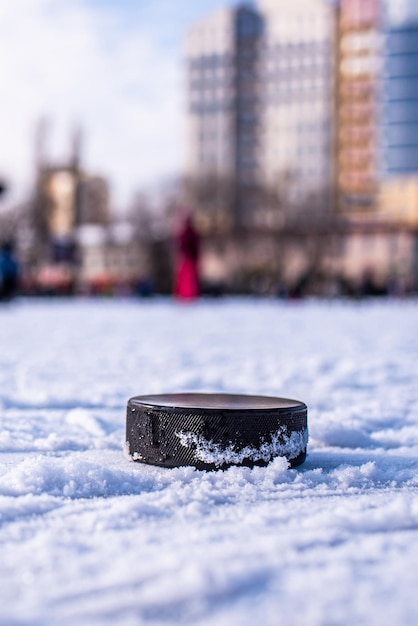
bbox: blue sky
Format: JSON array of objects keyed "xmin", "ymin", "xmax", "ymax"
[{"xmin": 0, "ymin": 0, "xmax": 239, "ymax": 211}]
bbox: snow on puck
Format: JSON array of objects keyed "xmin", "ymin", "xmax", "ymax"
[{"xmin": 126, "ymin": 393, "xmax": 308, "ymax": 470}]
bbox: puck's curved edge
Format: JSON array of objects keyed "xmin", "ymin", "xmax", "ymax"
[{"xmin": 128, "ymin": 393, "xmax": 306, "ymax": 413}]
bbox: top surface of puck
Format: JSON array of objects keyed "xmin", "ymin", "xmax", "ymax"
[{"xmin": 129, "ymin": 393, "xmax": 305, "ymax": 411}]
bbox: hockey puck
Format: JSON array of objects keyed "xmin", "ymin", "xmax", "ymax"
[{"xmin": 126, "ymin": 393, "xmax": 308, "ymax": 470}]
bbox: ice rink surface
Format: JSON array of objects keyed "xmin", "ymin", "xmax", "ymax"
[{"xmin": 0, "ymin": 298, "xmax": 418, "ymax": 625}]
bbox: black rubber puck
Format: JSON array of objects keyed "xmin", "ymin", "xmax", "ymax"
[{"xmin": 126, "ymin": 393, "xmax": 308, "ymax": 470}]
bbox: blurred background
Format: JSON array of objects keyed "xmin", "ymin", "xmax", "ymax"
[{"xmin": 1, "ymin": 0, "xmax": 418, "ymax": 299}]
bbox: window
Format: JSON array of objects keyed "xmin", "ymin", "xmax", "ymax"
[
  {"xmin": 387, "ymin": 53, "xmax": 418, "ymax": 77},
  {"xmin": 386, "ymin": 101, "xmax": 418, "ymax": 123}
]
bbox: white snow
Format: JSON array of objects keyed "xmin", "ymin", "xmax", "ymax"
[
  {"xmin": 1, "ymin": 297, "xmax": 418, "ymax": 625},
  {"xmin": 175, "ymin": 425, "xmax": 308, "ymax": 465}
]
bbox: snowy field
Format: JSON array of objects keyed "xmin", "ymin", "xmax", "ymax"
[{"xmin": 1, "ymin": 297, "xmax": 418, "ymax": 626}]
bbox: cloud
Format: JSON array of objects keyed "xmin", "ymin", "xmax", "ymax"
[
  {"xmin": 0, "ymin": 0, "xmax": 184, "ymax": 209},
  {"xmin": 0, "ymin": 0, "xmax": 240, "ymax": 210}
]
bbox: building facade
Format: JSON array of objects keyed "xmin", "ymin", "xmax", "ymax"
[
  {"xmin": 335, "ymin": 0, "xmax": 418, "ymax": 226},
  {"xmin": 186, "ymin": 7, "xmax": 238, "ymax": 181},
  {"xmin": 379, "ymin": 0, "xmax": 418, "ymax": 225},
  {"xmin": 260, "ymin": 0, "xmax": 335, "ymax": 214},
  {"xmin": 336, "ymin": 0, "xmax": 381, "ymax": 217},
  {"xmin": 185, "ymin": 0, "xmax": 418, "ymax": 293},
  {"xmin": 185, "ymin": 0, "xmax": 336, "ymax": 230},
  {"xmin": 34, "ymin": 166, "xmax": 110, "ymax": 264},
  {"xmin": 186, "ymin": 6, "xmax": 264, "ymax": 230}
]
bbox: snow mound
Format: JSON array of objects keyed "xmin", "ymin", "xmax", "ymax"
[{"xmin": 0, "ymin": 299, "xmax": 418, "ymax": 626}]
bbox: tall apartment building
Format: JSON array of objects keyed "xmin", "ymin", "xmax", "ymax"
[
  {"xmin": 185, "ymin": 0, "xmax": 336, "ymax": 229},
  {"xmin": 260, "ymin": 0, "xmax": 335, "ymax": 212},
  {"xmin": 335, "ymin": 0, "xmax": 381, "ymax": 216},
  {"xmin": 186, "ymin": 0, "xmax": 418, "ymax": 230},
  {"xmin": 186, "ymin": 6, "xmax": 264, "ymax": 229},
  {"xmin": 186, "ymin": 7, "xmax": 237, "ymax": 181},
  {"xmin": 379, "ymin": 0, "xmax": 418, "ymax": 225},
  {"xmin": 336, "ymin": 0, "xmax": 418, "ymax": 226}
]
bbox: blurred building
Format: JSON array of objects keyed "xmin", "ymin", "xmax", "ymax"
[
  {"xmin": 379, "ymin": 0, "xmax": 418, "ymax": 226},
  {"xmin": 260, "ymin": 0, "xmax": 336, "ymax": 215},
  {"xmin": 76, "ymin": 224, "xmax": 149, "ymax": 294},
  {"xmin": 186, "ymin": 5, "xmax": 263, "ymax": 229},
  {"xmin": 34, "ymin": 165, "xmax": 110, "ymax": 264},
  {"xmin": 336, "ymin": 0, "xmax": 381, "ymax": 217},
  {"xmin": 24, "ymin": 131, "xmax": 114, "ymax": 293},
  {"xmin": 185, "ymin": 0, "xmax": 336, "ymax": 230},
  {"xmin": 336, "ymin": 0, "xmax": 418, "ymax": 227}
]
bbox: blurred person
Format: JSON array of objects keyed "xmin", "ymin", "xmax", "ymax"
[
  {"xmin": 0, "ymin": 240, "xmax": 20, "ymax": 301},
  {"xmin": 174, "ymin": 214, "xmax": 200, "ymax": 300},
  {"xmin": 136, "ymin": 275, "xmax": 154, "ymax": 298}
]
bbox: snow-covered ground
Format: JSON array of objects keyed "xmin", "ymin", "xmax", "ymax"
[{"xmin": 1, "ymin": 298, "xmax": 418, "ymax": 626}]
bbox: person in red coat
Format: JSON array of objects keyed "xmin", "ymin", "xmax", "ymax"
[{"xmin": 175, "ymin": 215, "xmax": 200, "ymax": 300}]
